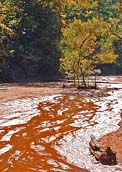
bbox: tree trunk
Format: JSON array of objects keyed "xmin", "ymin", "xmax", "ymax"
[
  {"xmin": 94, "ymin": 74, "xmax": 97, "ymax": 88},
  {"xmin": 82, "ymin": 72, "xmax": 87, "ymax": 88},
  {"xmin": 76, "ymin": 74, "xmax": 80, "ymax": 88},
  {"xmin": 80, "ymin": 67, "xmax": 87, "ymax": 88}
]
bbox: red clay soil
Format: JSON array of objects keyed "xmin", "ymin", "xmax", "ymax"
[
  {"xmin": 0, "ymin": 81, "xmax": 122, "ymax": 168},
  {"xmin": 99, "ymin": 118, "xmax": 122, "ymax": 164},
  {"xmin": 99, "ymin": 76, "xmax": 122, "ymax": 165},
  {"xmin": 0, "ymin": 82, "xmax": 67, "ymax": 103},
  {"xmin": 0, "ymin": 82, "xmax": 88, "ymax": 172}
]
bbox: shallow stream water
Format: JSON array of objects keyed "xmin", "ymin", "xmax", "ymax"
[{"xmin": 0, "ymin": 81, "xmax": 122, "ymax": 172}]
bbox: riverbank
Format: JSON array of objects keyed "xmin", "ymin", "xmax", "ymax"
[
  {"xmin": 0, "ymin": 82, "xmax": 65, "ymax": 103},
  {"xmin": 0, "ymin": 76, "xmax": 122, "ymax": 171}
]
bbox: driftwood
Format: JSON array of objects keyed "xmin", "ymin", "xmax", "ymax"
[{"xmin": 89, "ymin": 135, "xmax": 117, "ymax": 165}]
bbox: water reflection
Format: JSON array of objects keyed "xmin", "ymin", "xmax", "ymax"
[{"xmin": 0, "ymin": 88, "xmax": 122, "ymax": 172}]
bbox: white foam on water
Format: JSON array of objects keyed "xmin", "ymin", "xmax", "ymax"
[
  {"xmin": 0, "ymin": 94, "xmax": 61, "ymax": 127},
  {"xmin": 55, "ymin": 88, "xmax": 122, "ymax": 172},
  {"xmin": 0, "ymin": 144, "xmax": 12, "ymax": 156}
]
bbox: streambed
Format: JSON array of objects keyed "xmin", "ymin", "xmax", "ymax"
[{"xmin": 0, "ymin": 80, "xmax": 122, "ymax": 172}]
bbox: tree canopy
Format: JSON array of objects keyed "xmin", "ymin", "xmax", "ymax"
[
  {"xmin": 60, "ymin": 0, "xmax": 122, "ymax": 87},
  {"xmin": 0, "ymin": 0, "xmax": 122, "ymax": 83}
]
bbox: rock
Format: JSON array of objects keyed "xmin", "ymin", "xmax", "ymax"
[{"xmin": 89, "ymin": 135, "xmax": 117, "ymax": 165}]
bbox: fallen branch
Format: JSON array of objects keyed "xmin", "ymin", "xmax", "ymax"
[{"xmin": 89, "ymin": 135, "xmax": 117, "ymax": 165}]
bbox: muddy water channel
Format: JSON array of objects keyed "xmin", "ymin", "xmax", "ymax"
[{"xmin": 0, "ymin": 82, "xmax": 122, "ymax": 172}]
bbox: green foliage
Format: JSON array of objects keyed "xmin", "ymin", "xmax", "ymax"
[
  {"xmin": 0, "ymin": 0, "xmax": 61, "ymax": 69},
  {"xmin": 60, "ymin": 0, "xmax": 120, "ymax": 88},
  {"xmin": 0, "ymin": 0, "xmax": 20, "ymax": 61},
  {"xmin": 98, "ymin": 0, "xmax": 117, "ymax": 19},
  {"xmin": 1, "ymin": 0, "xmax": 122, "ymax": 82}
]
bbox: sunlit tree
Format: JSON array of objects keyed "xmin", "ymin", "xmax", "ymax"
[{"xmin": 60, "ymin": 0, "xmax": 118, "ymax": 88}]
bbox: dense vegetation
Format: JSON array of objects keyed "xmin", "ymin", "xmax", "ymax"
[
  {"xmin": 0, "ymin": 0, "xmax": 122, "ymax": 84},
  {"xmin": 60, "ymin": 0, "xmax": 122, "ymax": 87}
]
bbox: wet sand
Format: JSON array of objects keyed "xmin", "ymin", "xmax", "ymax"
[{"xmin": 99, "ymin": 118, "xmax": 122, "ymax": 164}]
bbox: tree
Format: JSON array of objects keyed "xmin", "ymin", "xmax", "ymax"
[
  {"xmin": 0, "ymin": 0, "xmax": 62, "ymax": 82},
  {"xmin": 0, "ymin": 0, "xmax": 61, "ymax": 62},
  {"xmin": 0, "ymin": 0, "xmax": 20, "ymax": 62},
  {"xmin": 60, "ymin": 1, "xmax": 118, "ymax": 88}
]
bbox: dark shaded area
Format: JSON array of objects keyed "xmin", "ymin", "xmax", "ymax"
[
  {"xmin": 1, "ymin": 62, "xmax": 122, "ymax": 83},
  {"xmin": 0, "ymin": 0, "xmax": 61, "ymax": 83},
  {"xmin": 97, "ymin": 64, "xmax": 122, "ymax": 76},
  {"xmin": 0, "ymin": 58, "xmax": 61, "ymax": 82}
]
